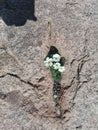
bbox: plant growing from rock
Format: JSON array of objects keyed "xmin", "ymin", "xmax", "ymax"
[{"xmin": 44, "ymin": 46, "xmax": 65, "ymax": 117}]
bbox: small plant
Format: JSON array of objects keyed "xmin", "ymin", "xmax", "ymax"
[
  {"xmin": 44, "ymin": 46, "xmax": 66, "ymax": 117},
  {"xmin": 44, "ymin": 47, "xmax": 65, "ymax": 83}
]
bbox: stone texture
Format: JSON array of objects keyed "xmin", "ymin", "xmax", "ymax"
[{"xmin": 0, "ymin": 0, "xmax": 98, "ymax": 130}]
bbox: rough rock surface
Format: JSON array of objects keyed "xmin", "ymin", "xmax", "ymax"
[{"xmin": 0, "ymin": 0, "xmax": 98, "ymax": 130}]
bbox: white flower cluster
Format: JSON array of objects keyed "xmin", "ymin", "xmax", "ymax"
[{"xmin": 44, "ymin": 54, "xmax": 65, "ymax": 73}]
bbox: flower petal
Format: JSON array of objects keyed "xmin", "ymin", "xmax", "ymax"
[
  {"xmin": 53, "ymin": 54, "xmax": 61, "ymax": 62},
  {"xmin": 58, "ymin": 66, "xmax": 65, "ymax": 72}
]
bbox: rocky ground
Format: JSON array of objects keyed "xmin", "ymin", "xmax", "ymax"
[{"xmin": 0, "ymin": 0, "xmax": 98, "ymax": 130}]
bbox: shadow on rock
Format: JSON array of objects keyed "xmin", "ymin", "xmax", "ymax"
[{"xmin": 0, "ymin": 0, "xmax": 37, "ymax": 26}]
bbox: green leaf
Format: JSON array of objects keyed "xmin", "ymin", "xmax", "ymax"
[
  {"xmin": 60, "ymin": 57, "xmax": 66, "ymax": 66},
  {"xmin": 55, "ymin": 73, "xmax": 62, "ymax": 83},
  {"xmin": 50, "ymin": 68, "xmax": 62, "ymax": 83},
  {"xmin": 50, "ymin": 67, "xmax": 55, "ymax": 75}
]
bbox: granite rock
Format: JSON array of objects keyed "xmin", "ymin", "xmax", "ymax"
[{"xmin": 0, "ymin": 0, "xmax": 98, "ymax": 130}]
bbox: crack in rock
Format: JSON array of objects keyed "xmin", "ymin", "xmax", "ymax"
[
  {"xmin": 64, "ymin": 76, "xmax": 75, "ymax": 90},
  {"xmin": 63, "ymin": 47, "xmax": 92, "ymax": 114},
  {"xmin": 73, "ymin": 56, "xmax": 90, "ymax": 100},
  {"xmin": 0, "ymin": 72, "xmax": 40, "ymax": 88}
]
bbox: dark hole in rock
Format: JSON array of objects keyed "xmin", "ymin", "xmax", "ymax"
[
  {"xmin": 45, "ymin": 46, "xmax": 65, "ymax": 66},
  {"xmin": 76, "ymin": 125, "xmax": 82, "ymax": 129},
  {"xmin": 38, "ymin": 77, "xmax": 45, "ymax": 82},
  {"xmin": 46, "ymin": 46, "xmax": 60, "ymax": 59},
  {"xmin": 0, "ymin": 0, "xmax": 37, "ymax": 26}
]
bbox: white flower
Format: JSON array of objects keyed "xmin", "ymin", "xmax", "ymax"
[
  {"xmin": 53, "ymin": 53, "xmax": 61, "ymax": 62},
  {"xmin": 53, "ymin": 63, "xmax": 61, "ymax": 70},
  {"xmin": 44, "ymin": 57, "xmax": 53, "ymax": 67},
  {"xmin": 58, "ymin": 66, "xmax": 65, "ymax": 73}
]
